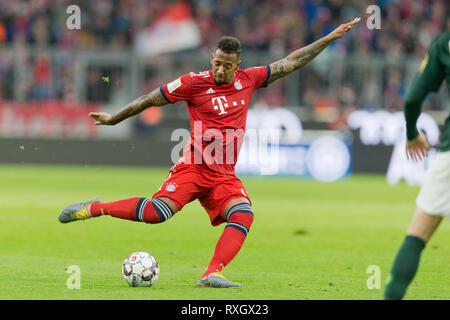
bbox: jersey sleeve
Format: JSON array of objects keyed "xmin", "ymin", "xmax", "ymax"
[
  {"xmin": 245, "ymin": 65, "xmax": 271, "ymax": 89},
  {"xmin": 160, "ymin": 73, "xmax": 193, "ymax": 104},
  {"xmin": 414, "ymin": 38, "xmax": 445, "ymax": 92},
  {"xmin": 404, "ymin": 35, "xmax": 445, "ymax": 140}
]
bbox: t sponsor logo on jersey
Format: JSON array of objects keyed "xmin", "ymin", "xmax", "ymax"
[
  {"xmin": 206, "ymin": 88, "xmax": 215, "ymax": 94},
  {"xmin": 234, "ymin": 80, "xmax": 242, "ymax": 90},
  {"xmin": 212, "ymin": 96, "xmax": 228, "ymax": 115},
  {"xmin": 167, "ymin": 77, "xmax": 182, "ymax": 93},
  {"xmin": 211, "ymin": 96, "xmax": 247, "ymax": 115}
]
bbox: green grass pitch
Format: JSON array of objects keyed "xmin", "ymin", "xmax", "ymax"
[{"xmin": 0, "ymin": 164, "xmax": 448, "ymax": 300}]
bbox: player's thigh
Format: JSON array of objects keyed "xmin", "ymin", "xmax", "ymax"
[
  {"xmin": 407, "ymin": 207, "xmax": 442, "ymax": 243},
  {"xmin": 200, "ymin": 176, "xmax": 252, "ymax": 226},
  {"xmin": 152, "ymin": 164, "xmax": 204, "ymax": 214}
]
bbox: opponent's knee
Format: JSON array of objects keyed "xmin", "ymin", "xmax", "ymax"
[
  {"xmin": 225, "ymin": 203, "xmax": 254, "ymax": 236},
  {"xmin": 135, "ymin": 197, "xmax": 174, "ymax": 224}
]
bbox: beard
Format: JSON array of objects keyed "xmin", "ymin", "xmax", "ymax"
[{"xmin": 213, "ymin": 76, "xmax": 228, "ymax": 85}]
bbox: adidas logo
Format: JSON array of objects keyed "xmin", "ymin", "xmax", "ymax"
[{"xmin": 206, "ymin": 88, "xmax": 215, "ymax": 94}]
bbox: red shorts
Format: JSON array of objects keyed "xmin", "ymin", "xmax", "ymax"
[{"xmin": 152, "ymin": 163, "xmax": 251, "ymax": 226}]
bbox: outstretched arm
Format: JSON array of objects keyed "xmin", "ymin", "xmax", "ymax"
[
  {"xmin": 89, "ymin": 87, "xmax": 168, "ymax": 125},
  {"xmin": 267, "ymin": 18, "xmax": 360, "ymax": 84}
]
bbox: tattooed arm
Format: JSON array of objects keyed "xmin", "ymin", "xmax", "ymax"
[
  {"xmin": 88, "ymin": 87, "xmax": 168, "ymax": 125},
  {"xmin": 268, "ymin": 18, "xmax": 360, "ymax": 85}
]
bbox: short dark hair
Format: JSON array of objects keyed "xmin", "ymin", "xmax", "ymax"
[{"xmin": 216, "ymin": 36, "xmax": 241, "ymax": 57}]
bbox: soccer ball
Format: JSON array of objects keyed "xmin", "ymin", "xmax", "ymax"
[{"xmin": 122, "ymin": 251, "xmax": 160, "ymax": 287}]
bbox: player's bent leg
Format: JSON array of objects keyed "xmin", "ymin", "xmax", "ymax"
[
  {"xmin": 59, "ymin": 196, "xmax": 178, "ymax": 224},
  {"xmin": 384, "ymin": 207, "xmax": 443, "ymax": 300},
  {"xmin": 139, "ymin": 197, "xmax": 178, "ymax": 224},
  {"xmin": 198, "ymin": 199, "xmax": 253, "ymax": 288}
]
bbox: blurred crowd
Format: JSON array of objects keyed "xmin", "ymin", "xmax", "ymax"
[
  {"xmin": 0, "ymin": 0, "xmax": 448, "ymax": 123},
  {"xmin": 1, "ymin": 0, "xmax": 447, "ymax": 54}
]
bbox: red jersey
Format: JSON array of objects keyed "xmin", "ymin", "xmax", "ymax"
[{"xmin": 160, "ymin": 66, "xmax": 270, "ymax": 175}]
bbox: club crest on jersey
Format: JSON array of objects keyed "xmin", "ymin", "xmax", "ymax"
[
  {"xmin": 165, "ymin": 182, "xmax": 178, "ymax": 192},
  {"xmin": 234, "ymin": 80, "xmax": 242, "ymax": 90}
]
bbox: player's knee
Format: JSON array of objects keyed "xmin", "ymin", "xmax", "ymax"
[
  {"xmin": 136, "ymin": 197, "xmax": 174, "ymax": 224},
  {"xmin": 225, "ymin": 203, "xmax": 254, "ymax": 236}
]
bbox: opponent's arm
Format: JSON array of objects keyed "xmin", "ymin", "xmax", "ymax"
[
  {"xmin": 403, "ymin": 78, "xmax": 430, "ymax": 161},
  {"xmin": 267, "ymin": 18, "xmax": 360, "ymax": 84},
  {"xmin": 89, "ymin": 87, "xmax": 168, "ymax": 125},
  {"xmin": 403, "ymin": 36, "xmax": 445, "ymax": 161}
]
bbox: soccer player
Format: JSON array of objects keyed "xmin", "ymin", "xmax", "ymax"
[
  {"xmin": 59, "ymin": 18, "xmax": 360, "ymax": 288},
  {"xmin": 384, "ymin": 31, "xmax": 450, "ymax": 300}
]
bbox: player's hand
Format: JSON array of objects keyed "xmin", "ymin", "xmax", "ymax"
[
  {"xmin": 88, "ymin": 112, "xmax": 115, "ymax": 125},
  {"xmin": 406, "ymin": 132, "xmax": 429, "ymax": 161},
  {"xmin": 328, "ymin": 18, "xmax": 361, "ymax": 40}
]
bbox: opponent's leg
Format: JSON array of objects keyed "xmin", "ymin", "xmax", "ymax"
[
  {"xmin": 198, "ymin": 198, "xmax": 253, "ymax": 288},
  {"xmin": 384, "ymin": 207, "xmax": 442, "ymax": 300},
  {"xmin": 59, "ymin": 196, "xmax": 178, "ymax": 224}
]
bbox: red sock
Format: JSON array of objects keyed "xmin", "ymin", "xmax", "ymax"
[
  {"xmin": 202, "ymin": 227, "xmax": 247, "ymax": 278},
  {"xmin": 202, "ymin": 209, "xmax": 254, "ymax": 278},
  {"xmin": 89, "ymin": 197, "xmax": 141, "ymax": 221}
]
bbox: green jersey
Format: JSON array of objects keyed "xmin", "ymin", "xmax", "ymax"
[{"xmin": 404, "ymin": 31, "xmax": 450, "ymax": 152}]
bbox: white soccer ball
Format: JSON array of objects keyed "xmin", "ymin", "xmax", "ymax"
[{"xmin": 122, "ymin": 252, "xmax": 160, "ymax": 287}]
